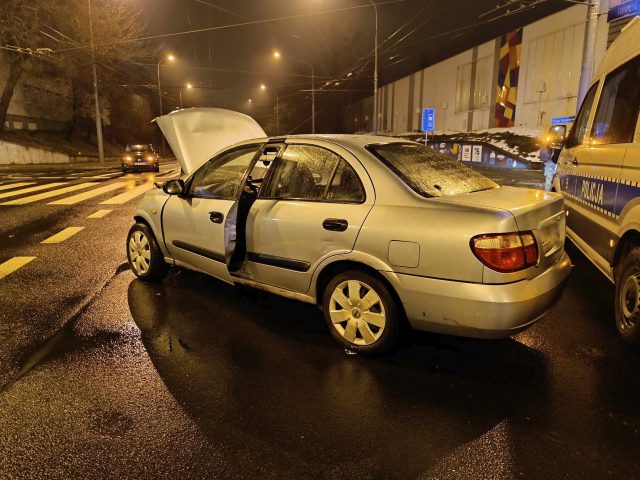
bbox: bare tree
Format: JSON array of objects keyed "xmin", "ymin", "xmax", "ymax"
[
  {"xmin": 51, "ymin": 0, "xmax": 150, "ymax": 143},
  {"xmin": 0, "ymin": 0, "xmax": 53, "ymax": 133},
  {"xmin": 0, "ymin": 0, "xmax": 149, "ymax": 140}
]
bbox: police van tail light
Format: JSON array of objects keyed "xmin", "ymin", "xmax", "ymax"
[{"xmin": 470, "ymin": 232, "xmax": 538, "ymax": 273}]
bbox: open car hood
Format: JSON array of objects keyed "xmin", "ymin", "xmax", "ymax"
[{"xmin": 155, "ymin": 107, "xmax": 266, "ymax": 175}]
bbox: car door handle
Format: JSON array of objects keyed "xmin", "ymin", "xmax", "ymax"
[
  {"xmin": 322, "ymin": 218, "xmax": 348, "ymax": 232},
  {"xmin": 572, "ymin": 157, "xmax": 579, "ymax": 165},
  {"xmin": 209, "ymin": 211, "xmax": 224, "ymax": 224}
]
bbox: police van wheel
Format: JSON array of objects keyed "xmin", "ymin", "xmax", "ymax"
[{"xmin": 614, "ymin": 247, "xmax": 640, "ymax": 345}]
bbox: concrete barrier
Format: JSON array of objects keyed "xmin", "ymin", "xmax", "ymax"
[{"xmin": 0, "ymin": 140, "xmax": 70, "ymax": 165}]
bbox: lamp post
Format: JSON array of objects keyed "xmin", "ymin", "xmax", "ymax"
[
  {"xmin": 179, "ymin": 82, "xmax": 193, "ymax": 109},
  {"xmin": 87, "ymin": 0, "xmax": 104, "ymax": 164},
  {"xmin": 156, "ymin": 53, "xmax": 174, "ymax": 159},
  {"xmin": 157, "ymin": 53, "xmax": 175, "ymax": 116},
  {"xmin": 260, "ymin": 83, "xmax": 279, "ymax": 136},
  {"xmin": 370, "ymin": 0, "xmax": 379, "ymax": 135},
  {"xmin": 274, "ymin": 50, "xmax": 315, "ymax": 134}
]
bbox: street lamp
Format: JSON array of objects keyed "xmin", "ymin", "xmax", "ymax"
[
  {"xmin": 370, "ymin": 0, "xmax": 379, "ymax": 135},
  {"xmin": 259, "ymin": 83, "xmax": 279, "ymax": 136},
  {"xmin": 157, "ymin": 53, "xmax": 176, "ymax": 117},
  {"xmin": 87, "ymin": 0, "xmax": 104, "ymax": 164},
  {"xmin": 179, "ymin": 82, "xmax": 193, "ymax": 109},
  {"xmin": 273, "ymin": 50, "xmax": 315, "ymax": 134},
  {"xmin": 157, "ymin": 53, "xmax": 175, "ymax": 158}
]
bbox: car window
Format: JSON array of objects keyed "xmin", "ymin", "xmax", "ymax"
[
  {"xmin": 566, "ymin": 84, "xmax": 598, "ymax": 148},
  {"xmin": 261, "ymin": 145, "xmax": 339, "ymax": 200},
  {"xmin": 590, "ymin": 55, "xmax": 640, "ymax": 145},
  {"xmin": 326, "ymin": 160, "xmax": 365, "ymax": 202},
  {"xmin": 366, "ymin": 143, "xmax": 497, "ymax": 198},
  {"xmin": 188, "ymin": 145, "xmax": 260, "ymax": 199}
]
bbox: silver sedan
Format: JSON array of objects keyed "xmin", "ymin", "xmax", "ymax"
[{"xmin": 127, "ymin": 108, "xmax": 570, "ymax": 354}]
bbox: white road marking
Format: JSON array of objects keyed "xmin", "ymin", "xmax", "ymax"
[
  {"xmin": 87, "ymin": 209, "xmax": 112, "ymax": 218},
  {"xmin": 48, "ymin": 181, "xmax": 128, "ymax": 205},
  {"xmin": 0, "ymin": 182, "xmax": 68, "ymax": 200},
  {"xmin": 41, "ymin": 226, "xmax": 85, "ymax": 244},
  {"xmin": 0, "ymin": 182, "xmax": 36, "ymax": 192},
  {"xmin": 0, "ymin": 182, "xmax": 96, "ymax": 205},
  {"xmin": 99, "ymin": 182, "xmax": 155, "ymax": 204},
  {"xmin": 0, "ymin": 257, "xmax": 36, "ymax": 280}
]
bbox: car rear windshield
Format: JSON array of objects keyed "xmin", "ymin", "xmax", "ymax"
[
  {"xmin": 366, "ymin": 143, "xmax": 498, "ymax": 198},
  {"xmin": 128, "ymin": 144, "xmax": 152, "ymax": 152}
]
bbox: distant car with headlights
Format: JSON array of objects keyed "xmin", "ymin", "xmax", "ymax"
[
  {"xmin": 127, "ymin": 108, "xmax": 571, "ymax": 354},
  {"xmin": 122, "ymin": 144, "xmax": 160, "ymax": 173}
]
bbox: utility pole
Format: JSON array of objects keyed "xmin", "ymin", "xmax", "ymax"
[
  {"xmin": 371, "ymin": 0, "xmax": 379, "ymax": 135},
  {"xmin": 88, "ymin": 0, "xmax": 104, "ymax": 164},
  {"xmin": 577, "ymin": 0, "xmax": 605, "ymax": 107}
]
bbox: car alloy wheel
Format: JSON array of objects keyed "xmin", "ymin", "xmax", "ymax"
[
  {"xmin": 329, "ymin": 279, "xmax": 386, "ymax": 346},
  {"xmin": 129, "ymin": 230, "xmax": 151, "ymax": 275}
]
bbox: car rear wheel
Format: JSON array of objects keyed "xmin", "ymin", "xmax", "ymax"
[
  {"xmin": 127, "ymin": 223, "xmax": 168, "ymax": 281},
  {"xmin": 322, "ymin": 270, "xmax": 400, "ymax": 354},
  {"xmin": 615, "ymin": 246, "xmax": 640, "ymax": 345}
]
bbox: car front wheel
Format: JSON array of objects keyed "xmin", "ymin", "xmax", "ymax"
[
  {"xmin": 615, "ymin": 245, "xmax": 640, "ymax": 345},
  {"xmin": 127, "ymin": 223, "xmax": 169, "ymax": 281},
  {"xmin": 322, "ymin": 270, "xmax": 400, "ymax": 354}
]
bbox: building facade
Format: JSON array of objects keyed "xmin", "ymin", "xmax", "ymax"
[{"xmin": 345, "ymin": 2, "xmax": 638, "ymax": 134}]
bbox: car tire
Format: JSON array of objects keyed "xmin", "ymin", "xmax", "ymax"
[
  {"xmin": 614, "ymin": 245, "xmax": 640, "ymax": 345},
  {"xmin": 322, "ymin": 270, "xmax": 400, "ymax": 354},
  {"xmin": 126, "ymin": 223, "xmax": 169, "ymax": 281}
]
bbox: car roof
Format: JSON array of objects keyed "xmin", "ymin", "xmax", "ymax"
[{"xmin": 234, "ymin": 134, "xmax": 411, "ymax": 151}]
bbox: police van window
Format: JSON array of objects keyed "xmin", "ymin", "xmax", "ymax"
[
  {"xmin": 566, "ymin": 84, "xmax": 598, "ymax": 148},
  {"xmin": 591, "ymin": 55, "xmax": 640, "ymax": 145}
]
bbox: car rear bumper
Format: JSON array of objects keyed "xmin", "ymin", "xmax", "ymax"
[{"xmin": 386, "ymin": 251, "xmax": 571, "ymax": 339}]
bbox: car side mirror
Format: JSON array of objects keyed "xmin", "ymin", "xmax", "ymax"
[
  {"xmin": 163, "ymin": 179, "xmax": 185, "ymax": 195},
  {"xmin": 547, "ymin": 125, "xmax": 567, "ymax": 150}
]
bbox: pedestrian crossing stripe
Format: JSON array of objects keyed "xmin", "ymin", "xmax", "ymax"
[
  {"xmin": 99, "ymin": 182, "xmax": 155, "ymax": 205},
  {"xmin": 0, "ymin": 182, "xmax": 36, "ymax": 192},
  {"xmin": 0, "ymin": 182, "xmax": 68, "ymax": 200},
  {"xmin": 48, "ymin": 181, "xmax": 127, "ymax": 205},
  {"xmin": 0, "ymin": 182, "xmax": 96, "ymax": 205},
  {"xmin": 87, "ymin": 209, "xmax": 112, "ymax": 218},
  {"xmin": 41, "ymin": 226, "xmax": 85, "ymax": 244},
  {"xmin": 0, "ymin": 257, "xmax": 36, "ymax": 280}
]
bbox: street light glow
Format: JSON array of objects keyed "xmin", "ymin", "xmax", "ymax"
[
  {"xmin": 260, "ymin": 84, "xmax": 266, "ymax": 90},
  {"xmin": 248, "ymin": 98, "xmax": 252, "ymax": 103},
  {"xmin": 186, "ymin": 83, "xmax": 193, "ymax": 89},
  {"xmin": 167, "ymin": 54, "xmax": 175, "ymax": 62},
  {"xmin": 273, "ymin": 50, "xmax": 281, "ymax": 59}
]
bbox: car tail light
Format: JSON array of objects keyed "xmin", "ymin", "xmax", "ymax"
[{"xmin": 470, "ymin": 231, "xmax": 538, "ymax": 273}]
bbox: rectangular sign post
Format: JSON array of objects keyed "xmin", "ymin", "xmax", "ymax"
[
  {"xmin": 551, "ymin": 115, "xmax": 576, "ymax": 125},
  {"xmin": 421, "ymin": 108, "xmax": 436, "ymax": 147}
]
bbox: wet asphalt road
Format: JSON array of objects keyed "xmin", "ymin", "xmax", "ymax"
[{"xmin": 0, "ymin": 166, "xmax": 639, "ymax": 479}]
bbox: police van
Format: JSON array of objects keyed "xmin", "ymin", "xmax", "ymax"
[{"xmin": 552, "ymin": 17, "xmax": 640, "ymax": 344}]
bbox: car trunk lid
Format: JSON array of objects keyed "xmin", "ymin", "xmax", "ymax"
[{"xmin": 439, "ymin": 186, "xmax": 566, "ymax": 271}]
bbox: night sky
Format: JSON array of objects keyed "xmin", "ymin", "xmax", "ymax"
[{"xmin": 127, "ymin": 0, "xmax": 577, "ymax": 133}]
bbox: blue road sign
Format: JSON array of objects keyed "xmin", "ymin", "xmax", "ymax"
[
  {"xmin": 608, "ymin": 0, "xmax": 639, "ymax": 21},
  {"xmin": 421, "ymin": 108, "xmax": 436, "ymax": 133},
  {"xmin": 552, "ymin": 115, "xmax": 576, "ymax": 125}
]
